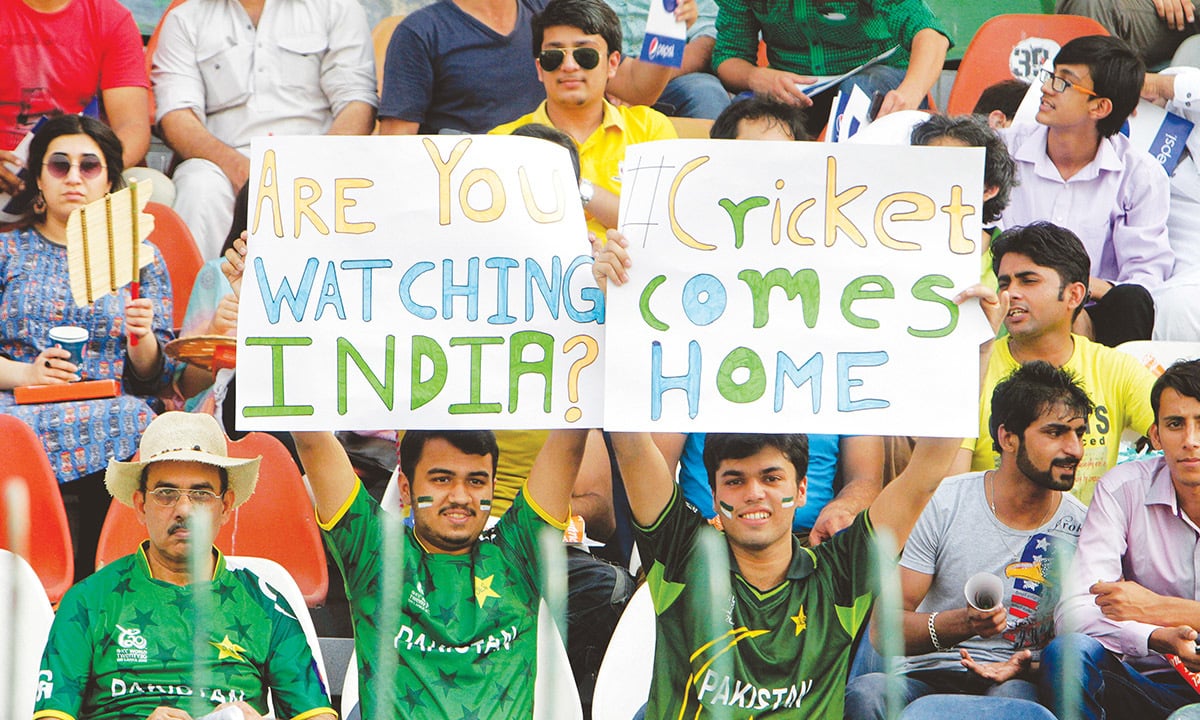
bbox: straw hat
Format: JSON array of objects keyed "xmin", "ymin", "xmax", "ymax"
[{"xmin": 105, "ymin": 412, "xmax": 260, "ymax": 508}]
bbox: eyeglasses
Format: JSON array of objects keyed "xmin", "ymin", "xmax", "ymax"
[
  {"xmin": 44, "ymin": 152, "xmax": 107, "ymax": 180},
  {"xmin": 146, "ymin": 487, "xmax": 224, "ymax": 506},
  {"xmin": 538, "ymin": 47, "xmax": 602, "ymax": 72},
  {"xmin": 1037, "ymin": 67, "xmax": 1098, "ymax": 98}
]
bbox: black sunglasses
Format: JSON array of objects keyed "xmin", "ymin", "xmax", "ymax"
[{"xmin": 538, "ymin": 47, "xmax": 602, "ymax": 72}]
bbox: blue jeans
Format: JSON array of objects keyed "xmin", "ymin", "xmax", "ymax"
[
  {"xmin": 900, "ymin": 695, "xmax": 1056, "ymax": 720},
  {"xmin": 1040, "ymin": 633, "xmax": 1196, "ymax": 720},
  {"xmin": 845, "ymin": 669, "xmax": 1037, "ymax": 720},
  {"xmin": 652, "ymin": 72, "xmax": 731, "ymax": 120}
]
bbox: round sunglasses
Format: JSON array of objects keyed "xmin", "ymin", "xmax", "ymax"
[
  {"xmin": 538, "ymin": 47, "xmax": 602, "ymax": 72},
  {"xmin": 44, "ymin": 152, "xmax": 107, "ymax": 180}
]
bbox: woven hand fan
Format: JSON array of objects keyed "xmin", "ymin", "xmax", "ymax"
[{"xmin": 65, "ymin": 179, "xmax": 155, "ymax": 307}]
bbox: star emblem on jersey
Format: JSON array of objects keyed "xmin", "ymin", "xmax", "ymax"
[
  {"xmin": 791, "ymin": 605, "xmax": 807, "ymax": 636},
  {"xmin": 210, "ymin": 635, "xmax": 248, "ymax": 662},
  {"xmin": 474, "ymin": 574, "xmax": 501, "ymax": 608}
]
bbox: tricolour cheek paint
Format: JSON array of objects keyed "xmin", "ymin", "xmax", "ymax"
[
  {"xmin": 781, "ymin": 497, "xmax": 796, "ymax": 509},
  {"xmin": 416, "ymin": 496, "xmax": 434, "ymax": 509},
  {"xmin": 719, "ymin": 501, "xmax": 735, "ymax": 518},
  {"xmin": 480, "ymin": 498, "xmax": 492, "ymax": 510}
]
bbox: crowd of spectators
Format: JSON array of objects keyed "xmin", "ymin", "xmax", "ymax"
[{"xmin": 5, "ymin": 0, "xmax": 1200, "ymax": 716}]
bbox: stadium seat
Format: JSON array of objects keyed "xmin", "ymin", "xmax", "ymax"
[
  {"xmin": 372, "ymin": 15, "xmax": 406, "ymax": 98},
  {"xmin": 145, "ymin": 201, "xmax": 205, "ymax": 330},
  {"xmin": 670, "ymin": 117, "xmax": 714, "ymax": 138},
  {"xmin": 224, "ymin": 556, "xmax": 330, "ymax": 699},
  {"xmin": 924, "ymin": 0, "xmax": 1056, "ymax": 63},
  {"xmin": 0, "ymin": 549, "xmax": 56, "ymax": 719},
  {"xmin": 95, "ymin": 431, "xmax": 330, "ymax": 607},
  {"xmin": 0, "ymin": 415, "xmax": 74, "ymax": 604},
  {"xmin": 945, "ymin": 14, "xmax": 1108, "ymax": 114},
  {"xmin": 143, "ymin": 0, "xmax": 189, "ymax": 130},
  {"xmin": 591, "ymin": 582, "xmax": 655, "ymax": 720},
  {"xmin": 340, "ymin": 599, "xmax": 583, "ymax": 719}
]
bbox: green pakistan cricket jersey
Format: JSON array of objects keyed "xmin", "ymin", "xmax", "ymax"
[
  {"xmin": 33, "ymin": 544, "xmax": 333, "ymax": 720},
  {"xmin": 322, "ymin": 480, "xmax": 563, "ymax": 719},
  {"xmin": 634, "ymin": 487, "xmax": 875, "ymax": 719}
]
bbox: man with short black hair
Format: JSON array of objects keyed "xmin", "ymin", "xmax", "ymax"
[
  {"xmin": 1000, "ymin": 35, "xmax": 1172, "ymax": 346},
  {"xmin": 1043, "ymin": 359, "xmax": 1200, "ymax": 720},
  {"xmin": 709, "ymin": 95, "xmax": 809, "ymax": 141},
  {"xmin": 845, "ymin": 362, "xmax": 1091, "ymax": 718},
  {"xmin": 492, "ymin": 0, "xmax": 679, "ymax": 238},
  {"xmin": 293, "ymin": 426, "xmax": 590, "ymax": 718},
  {"xmin": 950, "ymin": 222, "xmax": 1156, "ymax": 505},
  {"xmin": 33, "ymin": 412, "xmax": 335, "ymax": 720}
]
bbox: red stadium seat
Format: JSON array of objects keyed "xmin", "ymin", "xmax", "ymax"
[
  {"xmin": 145, "ymin": 201, "xmax": 204, "ymax": 330},
  {"xmin": 0, "ymin": 415, "xmax": 75, "ymax": 604}
]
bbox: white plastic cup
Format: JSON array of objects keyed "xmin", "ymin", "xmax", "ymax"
[
  {"xmin": 964, "ymin": 572, "xmax": 1004, "ymax": 612},
  {"xmin": 48, "ymin": 325, "xmax": 88, "ymax": 369}
]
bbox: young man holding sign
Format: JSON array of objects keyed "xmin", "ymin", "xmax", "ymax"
[
  {"xmin": 222, "ymin": 239, "xmax": 591, "ymax": 718},
  {"xmin": 592, "ymin": 233, "xmax": 985, "ymax": 719},
  {"xmin": 845, "ymin": 362, "xmax": 1091, "ymax": 718}
]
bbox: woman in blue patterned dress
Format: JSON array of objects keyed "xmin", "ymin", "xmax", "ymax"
[{"xmin": 0, "ymin": 115, "xmax": 175, "ymax": 495}]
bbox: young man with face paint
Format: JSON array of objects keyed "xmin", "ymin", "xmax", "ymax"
[
  {"xmin": 591, "ymin": 236, "xmax": 986, "ymax": 719},
  {"xmin": 1042, "ymin": 359, "xmax": 1200, "ymax": 720},
  {"xmin": 291, "ymin": 428, "xmax": 588, "ymax": 719},
  {"xmin": 845, "ymin": 362, "xmax": 1092, "ymax": 719}
]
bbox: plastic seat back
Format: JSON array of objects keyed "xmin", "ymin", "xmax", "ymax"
[
  {"xmin": 0, "ymin": 416, "xmax": 74, "ymax": 603},
  {"xmin": 146, "ymin": 201, "xmax": 205, "ymax": 330},
  {"xmin": 372, "ymin": 15, "xmax": 406, "ymax": 98},
  {"xmin": 592, "ymin": 582, "xmax": 655, "ymax": 720},
  {"xmin": 945, "ymin": 14, "xmax": 1108, "ymax": 114},
  {"xmin": 96, "ymin": 431, "xmax": 329, "ymax": 606},
  {"xmin": 0, "ymin": 549, "xmax": 56, "ymax": 719},
  {"xmin": 224, "ymin": 556, "xmax": 329, "ymax": 690}
]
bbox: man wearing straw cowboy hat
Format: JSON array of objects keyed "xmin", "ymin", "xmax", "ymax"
[{"xmin": 32, "ymin": 412, "xmax": 336, "ymax": 720}]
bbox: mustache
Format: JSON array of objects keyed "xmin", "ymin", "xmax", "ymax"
[
  {"xmin": 1051, "ymin": 456, "xmax": 1080, "ymax": 469},
  {"xmin": 439, "ymin": 504, "xmax": 477, "ymax": 516}
]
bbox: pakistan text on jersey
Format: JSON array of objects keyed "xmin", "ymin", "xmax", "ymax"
[
  {"xmin": 695, "ymin": 671, "xmax": 815, "ymax": 711},
  {"xmin": 393, "ymin": 624, "xmax": 519, "ymax": 654}
]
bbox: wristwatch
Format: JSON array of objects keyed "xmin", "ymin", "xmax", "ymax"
[{"xmin": 579, "ymin": 178, "xmax": 595, "ymax": 208}]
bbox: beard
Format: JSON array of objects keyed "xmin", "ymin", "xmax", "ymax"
[{"xmin": 1017, "ymin": 441, "xmax": 1077, "ymax": 492}]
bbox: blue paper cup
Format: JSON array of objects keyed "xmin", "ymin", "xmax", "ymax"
[{"xmin": 49, "ymin": 325, "xmax": 88, "ymax": 371}]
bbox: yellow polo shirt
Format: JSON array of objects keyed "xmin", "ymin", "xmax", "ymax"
[{"xmin": 492, "ymin": 100, "xmax": 678, "ymax": 237}]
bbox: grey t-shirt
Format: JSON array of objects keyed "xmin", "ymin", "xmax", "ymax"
[{"xmin": 900, "ymin": 471, "xmax": 1087, "ymax": 673}]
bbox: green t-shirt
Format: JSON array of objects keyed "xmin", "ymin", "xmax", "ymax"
[
  {"xmin": 33, "ymin": 545, "xmax": 333, "ymax": 720},
  {"xmin": 322, "ymin": 480, "xmax": 563, "ymax": 719},
  {"xmin": 635, "ymin": 488, "xmax": 875, "ymax": 719}
]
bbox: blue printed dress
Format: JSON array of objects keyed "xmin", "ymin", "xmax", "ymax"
[{"xmin": 0, "ymin": 227, "xmax": 176, "ymax": 483}]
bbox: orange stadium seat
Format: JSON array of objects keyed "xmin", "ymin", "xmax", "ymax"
[
  {"xmin": 0, "ymin": 415, "xmax": 75, "ymax": 604},
  {"xmin": 945, "ymin": 14, "xmax": 1108, "ymax": 115},
  {"xmin": 372, "ymin": 15, "xmax": 406, "ymax": 98},
  {"xmin": 95, "ymin": 431, "xmax": 330, "ymax": 606},
  {"xmin": 145, "ymin": 201, "xmax": 204, "ymax": 330}
]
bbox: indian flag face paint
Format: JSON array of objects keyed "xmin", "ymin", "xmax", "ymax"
[
  {"xmin": 416, "ymin": 495, "xmax": 434, "ymax": 509},
  {"xmin": 719, "ymin": 501, "xmax": 735, "ymax": 519},
  {"xmin": 480, "ymin": 498, "xmax": 492, "ymax": 511},
  {"xmin": 781, "ymin": 497, "xmax": 796, "ymax": 509}
]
